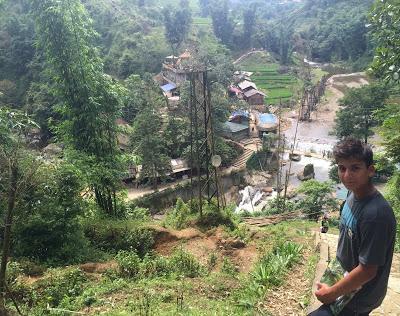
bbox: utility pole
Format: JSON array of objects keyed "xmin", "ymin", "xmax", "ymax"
[{"xmin": 188, "ymin": 70, "xmax": 224, "ymax": 216}]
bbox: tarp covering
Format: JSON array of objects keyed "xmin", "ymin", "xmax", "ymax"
[
  {"xmin": 259, "ymin": 113, "xmax": 278, "ymax": 124},
  {"xmin": 231, "ymin": 109, "xmax": 249, "ymax": 118},
  {"xmin": 161, "ymin": 83, "xmax": 177, "ymax": 92}
]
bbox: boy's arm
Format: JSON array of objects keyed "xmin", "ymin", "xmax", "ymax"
[{"xmin": 315, "ymin": 263, "xmax": 378, "ymax": 304}]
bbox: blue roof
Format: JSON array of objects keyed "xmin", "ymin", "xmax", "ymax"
[
  {"xmin": 259, "ymin": 113, "xmax": 278, "ymax": 124},
  {"xmin": 161, "ymin": 83, "xmax": 177, "ymax": 92},
  {"xmin": 231, "ymin": 110, "xmax": 249, "ymax": 118}
]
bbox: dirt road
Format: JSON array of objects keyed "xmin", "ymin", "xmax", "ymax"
[
  {"xmin": 279, "ymin": 72, "xmax": 369, "ymax": 187},
  {"xmin": 284, "ymin": 72, "xmax": 369, "ymax": 154}
]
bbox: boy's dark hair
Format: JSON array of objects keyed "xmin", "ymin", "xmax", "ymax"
[{"xmin": 333, "ymin": 137, "xmax": 373, "ymax": 167}]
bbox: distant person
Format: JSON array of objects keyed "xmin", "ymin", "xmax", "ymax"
[{"xmin": 308, "ymin": 137, "xmax": 396, "ymax": 316}]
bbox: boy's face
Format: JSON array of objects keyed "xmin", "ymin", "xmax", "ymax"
[{"xmin": 337, "ymin": 157, "xmax": 375, "ymax": 193}]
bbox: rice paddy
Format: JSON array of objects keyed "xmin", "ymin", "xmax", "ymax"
[{"xmin": 237, "ymin": 52, "xmax": 299, "ymax": 104}]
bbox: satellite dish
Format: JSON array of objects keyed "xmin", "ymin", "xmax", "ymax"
[{"xmin": 211, "ymin": 155, "xmax": 221, "ymax": 167}]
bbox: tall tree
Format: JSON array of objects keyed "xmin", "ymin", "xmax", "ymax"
[
  {"xmin": 31, "ymin": 0, "xmax": 122, "ymax": 216},
  {"xmin": 242, "ymin": 7, "xmax": 256, "ymax": 49},
  {"xmin": 199, "ymin": 0, "xmax": 209, "ymax": 17},
  {"xmin": 335, "ymin": 84, "xmax": 388, "ymax": 143},
  {"xmin": 370, "ymin": 0, "xmax": 400, "ymax": 82},
  {"xmin": 130, "ymin": 78, "xmax": 170, "ymax": 189},
  {"xmin": 370, "ymin": 0, "xmax": 400, "ymax": 251},
  {"xmin": 162, "ymin": 0, "xmax": 192, "ymax": 59},
  {"xmin": 210, "ymin": 0, "xmax": 234, "ymax": 47},
  {"xmin": 0, "ymin": 108, "xmax": 39, "ymax": 313}
]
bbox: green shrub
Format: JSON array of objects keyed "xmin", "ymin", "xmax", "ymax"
[
  {"xmin": 83, "ymin": 220, "xmax": 154, "ymax": 257},
  {"xmin": 139, "ymin": 253, "xmax": 171, "ymax": 278},
  {"xmin": 13, "ymin": 163, "xmax": 89, "ymax": 265},
  {"xmin": 262, "ymin": 197, "xmax": 296, "ymax": 215},
  {"xmin": 385, "ymin": 172, "xmax": 400, "ymax": 252},
  {"xmin": 165, "ymin": 198, "xmax": 238, "ymax": 231},
  {"xmin": 214, "ymin": 138, "xmax": 244, "ymax": 167},
  {"xmin": 296, "ymin": 180, "xmax": 338, "ymax": 220},
  {"xmin": 164, "ymin": 198, "xmax": 192, "ymax": 229},
  {"xmin": 328, "ymin": 164, "xmax": 340, "ymax": 183},
  {"xmin": 228, "ymin": 223, "xmax": 250, "ymax": 242},
  {"xmin": 221, "ymin": 257, "xmax": 238, "ymax": 275},
  {"xmin": 35, "ymin": 267, "xmax": 87, "ymax": 308},
  {"xmin": 125, "ymin": 206, "xmax": 151, "ymax": 221},
  {"xmin": 207, "ymin": 252, "xmax": 218, "ymax": 271},
  {"xmin": 18, "ymin": 259, "xmax": 46, "ymax": 276},
  {"xmin": 7, "ymin": 262, "xmax": 23, "ymax": 286},
  {"xmin": 197, "ymin": 201, "xmax": 238, "ymax": 230},
  {"xmin": 169, "ymin": 248, "xmax": 203, "ymax": 278},
  {"xmin": 115, "ymin": 250, "xmax": 141, "ymax": 278},
  {"xmin": 374, "ymin": 153, "xmax": 396, "ymax": 179}
]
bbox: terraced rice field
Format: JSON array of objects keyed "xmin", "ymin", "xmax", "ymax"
[{"xmin": 238, "ymin": 54, "xmax": 299, "ymax": 104}]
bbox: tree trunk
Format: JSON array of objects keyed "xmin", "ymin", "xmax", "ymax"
[{"xmin": 0, "ymin": 165, "xmax": 18, "ymax": 315}]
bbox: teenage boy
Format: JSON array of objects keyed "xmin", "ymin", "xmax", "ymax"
[{"xmin": 308, "ymin": 137, "xmax": 396, "ymax": 316}]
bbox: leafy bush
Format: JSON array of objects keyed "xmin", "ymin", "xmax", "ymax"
[
  {"xmin": 214, "ymin": 138, "xmax": 244, "ymax": 167},
  {"xmin": 169, "ymin": 248, "xmax": 203, "ymax": 278},
  {"xmin": 35, "ymin": 268, "xmax": 87, "ymax": 308},
  {"xmin": 18, "ymin": 259, "xmax": 47, "ymax": 277},
  {"xmin": 262, "ymin": 197, "xmax": 296, "ymax": 215},
  {"xmin": 165, "ymin": 198, "xmax": 238, "ymax": 231},
  {"xmin": 83, "ymin": 220, "xmax": 154, "ymax": 257},
  {"xmin": 385, "ymin": 172, "xmax": 400, "ymax": 252},
  {"xmin": 139, "ymin": 253, "xmax": 171, "ymax": 278},
  {"xmin": 374, "ymin": 153, "xmax": 396, "ymax": 179},
  {"xmin": 114, "ymin": 248, "xmax": 204, "ymax": 280},
  {"xmin": 197, "ymin": 200, "xmax": 238, "ymax": 230},
  {"xmin": 296, "ymin": 180, "xmax": 338, "ymax": 220},
  {"xmin": 7, "ymin": 262, "xmax": 23, "ymax": 286},
  {"xmin": 115, "ymin": 250, "xmax": 141, "ymax": 278},
  {"xmin": 13, "ymin": 163, "xmax": 89, "ymax": 265},
  {"xmin": 164, "ymin": 198, "xmax": 193, "ymax": 229},
  {"xmin": 221, "ymin": 257, "xmax": 238, "ymax": 275},
  {"xmin": 207, "ymin": 252, "xmax": 218, "ymax": 271},
  {"xmin": 328, "ymin": 164, "xmax": 340, "ymax": 183},
  {"xmin": 228, "ymin": 223, "xmax": 250, "ymax": 242},
  {"xmin": 125, "ymin": 206, "xmax": 151, "ymax": 221}
]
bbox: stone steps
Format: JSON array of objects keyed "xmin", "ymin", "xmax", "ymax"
[{"xmin": 232, "ymin": 148, "xmax": 254, "ymax": 169}]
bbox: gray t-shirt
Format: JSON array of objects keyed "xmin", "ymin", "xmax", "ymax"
[{"xmin": 336, "ymin": 191, "xmax": 396, "ymax": 313}]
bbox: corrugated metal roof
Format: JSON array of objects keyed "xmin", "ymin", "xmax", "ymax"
[
  {"xmin": 223, "ymin": 121, "xmax": 249, "ymax": 133},
  {"xmin": 161, "ymin": 83, "xmax": 177, "ymax": 92},
  {"xmin": 244, "ymin": 89, "xmax": 266, "ymax": 98},
  {"xmin": 238, "ymin": 80, "xmax": 257, "ymax": 90}
]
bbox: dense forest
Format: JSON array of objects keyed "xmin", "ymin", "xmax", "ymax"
[{"xmin": 0, "ymin": 0, "xmax": 400, "ymax": 315}]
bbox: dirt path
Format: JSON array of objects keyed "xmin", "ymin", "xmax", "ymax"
[
  {"xmin": 284, "ymin": 72, "xmax": 369, "ymax": 155},
  {"xmin": 233, "ymin": 49, "xmax": 267, "ymax": 65}
]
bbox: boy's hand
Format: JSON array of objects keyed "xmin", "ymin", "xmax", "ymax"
[{"xmin": 315, "ymin": 282, "xmax": 337, "ymax": 304}]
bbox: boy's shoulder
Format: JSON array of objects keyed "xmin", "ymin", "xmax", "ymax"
[{"xmin": 360, "ymin": 191, "xmax": 395, "ymax": 224}]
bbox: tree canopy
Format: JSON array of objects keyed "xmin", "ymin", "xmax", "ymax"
[{"xmin": 335, "ymin": 83, "xmax": 388, "ymax": 143}]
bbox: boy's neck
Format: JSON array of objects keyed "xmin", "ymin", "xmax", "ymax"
[{"xmin": 353, "ymin": 183, "xmax": 376, "ymax": 200}]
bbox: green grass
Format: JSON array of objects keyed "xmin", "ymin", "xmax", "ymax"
[
  {"xmin": 311, "ymin": 68, "xmax": 329, "ymax": 85},
  {"xmin": 192, "ymin": 17, "xmax": 212, "ymax": 25},
  {"xmin": 237, "ymin": 52, "xmax": 299, "ymax": 104},
  {"xmin": 11, "ymin": 220, "xmax": 319, "ymax": 315}
]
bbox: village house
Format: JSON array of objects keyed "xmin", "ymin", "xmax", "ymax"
[
  {"xmin": 161, "ymin": 50, "xmax": 192, "ymax": 86},
  {"xmin": 238, "ymin": 80, "xmax": 257, "ymax": 92},
  {"xmin": 222, "ymin": 121, "xmax": 249, "ymax": 141},
  {"xmin": 243, "ymin": 89, "xmax": 266, "ymax": 105}
]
